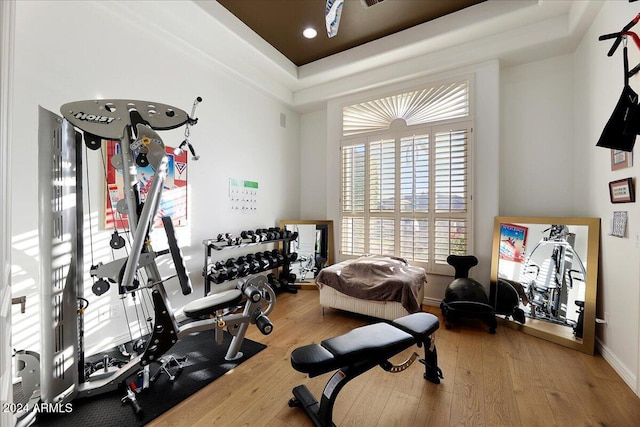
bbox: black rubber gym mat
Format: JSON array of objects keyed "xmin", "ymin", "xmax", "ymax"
[{"xmin": 27, "ymin": 331, "xmax": 266, "ymax": 426}]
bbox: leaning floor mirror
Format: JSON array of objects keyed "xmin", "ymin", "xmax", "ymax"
[
  {"xmin": 279, "ymin": 220, "xmax": 334, "ymax": 283},
  {"xmin": 490, "ymin": 216, "xmax": 600, "ymax": 354}
]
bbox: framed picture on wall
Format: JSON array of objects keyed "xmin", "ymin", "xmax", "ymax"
[
  {"xmin": 609, "ymin": 178, "xmax": 635, "ymax": 203},
  {"xmin": 611, "ymin": 149, "xmax": 633, "ymax": 171},
  {"xmin": 103, "ymin": 140, "xmax": 189, "ymax": 228}
]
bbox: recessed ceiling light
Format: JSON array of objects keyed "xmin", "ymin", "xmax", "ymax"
[{"xmin": 303, "ymin": 27, "xmax": 317, "ymax": 39}]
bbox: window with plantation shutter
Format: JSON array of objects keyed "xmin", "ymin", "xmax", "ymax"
[
  {"xmin": 340, "ymin": 78, "xmax": 472, "ymax": 275},
  {"xmin": 342, "ymin": 80, "xmax": 469, "ymax": 137}
]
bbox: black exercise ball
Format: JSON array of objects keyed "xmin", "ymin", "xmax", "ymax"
[{"xmin": 444, "ymin": 278, "xmax": 490, "ymax": 305}]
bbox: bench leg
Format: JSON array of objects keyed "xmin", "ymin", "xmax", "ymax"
[
  {"xmin": 290, "ymin": 385, "xmax": 334, "ymax": 427},
  {"xmin": 421, "ymin": 336, "xmax": 443, "ymax": 384},
  {"xmin": 290, "ymin": 360, "xmax": 376, "ymax": 427}
]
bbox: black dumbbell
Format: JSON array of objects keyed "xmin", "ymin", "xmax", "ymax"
[
  {"xmin": 253, "ymin": 253, "xmax": 270, "ymax": 271},
  {"xmin": 258, "ymin": 228, "xmax": 275, "ymax": 240},
  {"xmin": 260, "ymin": 260, "xmax": 271, "ymax": 271},
  {"xmin": 248, "ymin": 260, "xmax": 261, "ymax": 274},
  {"xmin": 241, "ymin": 230, "xmax": 258, "ymax": 242},
  {"xmin": 217, "ymin": 232, "xmax": 234, "ymax": 243},
  {"xmin": 225, "ymin": 258, "xmax": 237, "ymax": 267},
  {"xmin": 271, "ymin": 249, "xmax": 285, "ymax": 266},
  {"xmin": 255, "ymin": 229, "xmax": 267, "ymax": 240},
  {"xmin": 285, "ymin": 252, "xmax": 298, "ymax": 263},
  {"xmin": 209, "ymin": 268, "xmax": 228, "ymax": 284},
  {"xmin": 262, "ymin": 251, "xmax": 277, "ymax": 268},
  {"xmin": 268, "ymin": 227, "xmax": 283, "ymax": 239},
  {"xmin": 226, "ymin": 266, "xmax": 239, "ymax": 280},
  {"xmin": 262, "ymin": 251, "xmax": 276, "ymax": 268},
  {"xmin": 237, "ymin": 262, "xmax": 250, "ymax": 277},
  {"xmin": 267, "ymin": 252, "xmax": 281, "ymax": 267},
  {"xmin": 267, "ymin": 273, "xmax": 277, "ymax": 284},
  {"xmin": 254, "ymin": 229, "xmax": 267, "ymax": 242}
]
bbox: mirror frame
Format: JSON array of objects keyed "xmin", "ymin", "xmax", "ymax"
[
  {"xmin": 490, "ymin": 216, "xmax": 600, "ymax": 354},
  {"xmin": 279, "ymin": 219, "xmax": 335, "ymax": 267}
]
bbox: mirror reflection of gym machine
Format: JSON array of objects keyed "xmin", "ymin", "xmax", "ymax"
[
  {"xmin": 13, "ymin": 99, "xmax": 276, "ymax": 426},
  {"xmin": 519, "ymin": 225, "xmax": 586, "ymax": 338},
  {"xmin": 284, "ymin": 223, "xmax": 329, "ymax": 282}
]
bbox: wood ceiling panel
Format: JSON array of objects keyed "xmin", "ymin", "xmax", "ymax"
[{"xmin": 217, "ymin": 0, "xmax": 486, "ymax": 66}]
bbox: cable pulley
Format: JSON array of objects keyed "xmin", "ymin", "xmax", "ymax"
[
  {"xmin": 92, "ymin": 279, "xmax": 111, "ymax": 296},
  {"xmin": 110, "ymin": 231, "xmax": 126, "ymax": 249}
]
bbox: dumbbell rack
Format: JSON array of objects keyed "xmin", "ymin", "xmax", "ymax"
[{"xmin": 202, "ymin": 228, "xmax": 298, "ymax": 296}]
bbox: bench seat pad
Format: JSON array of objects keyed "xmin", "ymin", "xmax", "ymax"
[
  {"xmin": 392, "ymin": 312, "xmax": 440, "ymax": 338},
  {"xmin": 183, "ymin": 289, "xmax": 243, "ymax": 318},
  {"xmin": 291, "ymin": 322, "xmax": 414, "ymax": 377}
]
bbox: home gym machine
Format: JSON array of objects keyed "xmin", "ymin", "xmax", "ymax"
[{"xmin": 14, "ymin": 99, "xmax": 276, "ymax": 425}]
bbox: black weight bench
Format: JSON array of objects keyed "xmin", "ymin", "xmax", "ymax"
[{"xmin": 288, "ymin": 312, "xmax": 443, "ymax": 427}]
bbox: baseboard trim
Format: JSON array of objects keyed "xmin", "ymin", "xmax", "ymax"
[
  {"xmin": 596, "ymin": 337, "xmax": 638, "ymax": 396},
  {"xmin": 423, "ymin": 297, "xmax": 441, "ymax": 307}
]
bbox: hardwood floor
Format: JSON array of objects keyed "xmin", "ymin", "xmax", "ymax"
[{"xmin": 148, "ymin": 289, "xmax": 640, "ymax": 427}]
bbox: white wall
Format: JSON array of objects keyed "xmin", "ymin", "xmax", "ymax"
[
  {"xmin": 573, "ymin": 0, "xmax": 640, "ymax": 393},
  {"xmin": 500, "ymin": 55, "xmax": 576, "ymax": 217},
  {"xmin": 301, "ymin": 61, "xmax": 500, "ymax": 303},
  {"xmin": 300, "ymin": 109, "xmax": 327, "ymax": 219},
  {"xmin": 500, "ymin": 1, "xmax": 640, "ymax": 395},
  {"xmin": 1, "ymin": 1, "xmax": 15, "ymax": 425},
  {"xmin": 9, "ymin": 0, "xmax": 301, "ymax": 357}
]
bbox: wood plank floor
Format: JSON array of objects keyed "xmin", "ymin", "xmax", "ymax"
[{"xmin": 148, "ymin": 289, "xmax": 640, "ymax": 427}]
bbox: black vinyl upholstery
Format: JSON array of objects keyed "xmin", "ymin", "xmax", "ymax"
[
  {"xmin": 291, "ymin": 312, "xmax": 439, "ymax": 378},
  {"xmin": 392, "ymin": 312, "xmax": 440, "ymax": 337},
  {"xmin": 289, "ymin": 312, "xmax": 442, "ymax": 427}
]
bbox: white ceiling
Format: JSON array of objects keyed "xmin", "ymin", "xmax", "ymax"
[{"xmin": 193, "ymin": 0, "xmax": 604, "ymax": 111}]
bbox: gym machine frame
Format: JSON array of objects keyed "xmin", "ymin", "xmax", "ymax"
[{"xmin": 16, "ymin": 99, "xmax": 276, "ymax": 425}]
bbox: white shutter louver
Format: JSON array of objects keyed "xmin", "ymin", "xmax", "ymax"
[
  {"xmin": 369, "ymin": 218, "xmax": 395, "ymax": 255},
  {"xmin": 434, "ymin": 129, "xmax": 468, "ymax": 213},
  {"xmin": 341, "ymin": 144, "xmax": 366, "ymax": 213},
  {"xmin": 400, "ymin": 218, "xmax": 429, "ymax": 262},
  {"xmin": 400, "ymin": 135, "xmax": 429, "ymax": 213},
  {"xmin": 369, "ymin": 139, "xmax": 395, "ymax": 212},
  {"xmin": 434, "ymin": 219, "xmax": 468, "ymax": 264},
  {"xmin": 342, "ymin": 80, "xmax": 469, "ymax": 136},
  {"xmin": 341, "ymin": 217, "xmax": 365, "ymax": 255}
]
